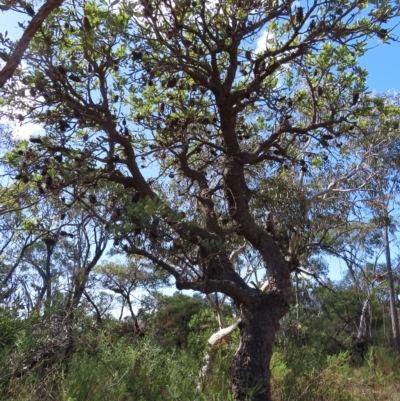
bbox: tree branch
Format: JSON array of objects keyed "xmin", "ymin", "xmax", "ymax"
[{"xmin": 0, "ymin": 0, "xmax": 65, "ymax": 88}]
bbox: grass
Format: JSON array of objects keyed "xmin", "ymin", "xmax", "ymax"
[{"xmin": 1, "ymin": 319, "xmax": 400, "ymax": 401}]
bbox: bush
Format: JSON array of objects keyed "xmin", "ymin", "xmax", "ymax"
[{"xmin": 270, "ymin": 345, "xmax": 400, "ymax": 401}]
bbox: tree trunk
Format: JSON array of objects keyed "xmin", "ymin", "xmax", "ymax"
[
  {"xmin": 356, "ymin": 297, "xmax": 370, "ymax": 341},
  {"xmin": 44, "ymin": 243, "xmax": 54, "ymax": 306},
  {"xmin": 126, "ymin": 296, "xmax": 142, "ymax": 334},
  {"xmin": 295, "ymin": 272, "xmax": 301, "ymax": 344},
  {"xmin": 231, "ymin": 293, "xmax": 286, "ymax": 401},
  {"xmin": 383, "ymin": 225, "xmax": 400, "ymax": 352}
]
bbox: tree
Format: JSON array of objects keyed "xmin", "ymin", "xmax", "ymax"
[
  {"xmin": 362, "ymin": 95, "xmax": 400, "ymax": 352},
  {"xmin": 149, "ymin": 292, "xmax": 207, "ymax": 349},
  {"xmin": 1, "ymin": 0, "xmax": 399, "ymax": 399},
  {"xmin": 0, "ymin": 173, "xmax": 108, "ymax": 316},
  {"xmin": 97, "ymin": 257, "xmax": 169, "ymax": 334}
]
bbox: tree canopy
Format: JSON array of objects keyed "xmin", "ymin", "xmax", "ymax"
[{"xmin": 1, "ymin": 0, "xmax": 400, "ymax": 400}]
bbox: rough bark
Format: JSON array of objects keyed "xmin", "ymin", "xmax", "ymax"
[{"xmin": 231, "ymin": 292, "xmax": 289, "ymax": 401}]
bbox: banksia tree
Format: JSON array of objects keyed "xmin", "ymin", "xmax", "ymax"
[{"xmin": 1, "ymin": 0, "xmax": 399, "ymax": 399}]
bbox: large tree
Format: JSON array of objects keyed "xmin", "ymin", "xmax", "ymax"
[{"xmin": 1, "ymin": 0, "xmax": 399, "ymax": 399}]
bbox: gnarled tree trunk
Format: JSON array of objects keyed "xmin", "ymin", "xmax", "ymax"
[{"xmin": 231, "ymin": 292, "xmax": 288, "ymax": 401}]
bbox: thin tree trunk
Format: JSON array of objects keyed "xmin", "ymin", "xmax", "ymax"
[
  {"xmin": 119, "ymin": 300, "xmax": 125, "ymax": 321},
  {"xmin": 34, "ymin": 285, "xmax": 46, "ymax": 312},
  {"xmin": 216, "ymin": 307, "xmax": 225, "ymax": 329},
  {"xmin": 383, "ymin": 306, "xmax": 387, "ymax": 346},
  {"xmin": 84, "ymin": 290, "xmax": 103, "ymax": 324},
  {"xmin": 64, "ymin": 238, "xmax": 106, "ymax": 358},
  {"xmin": 295, "ymin": 272, "xmax": 301, "ymax": 343},
  {"xmin": 126, "ymin": 296, "xmax": 141, "ymax": 334},
  {"xmin": 383, "ymin": 224, "xmax": 400, "ymax": 352},
  {"xmin": 45, "ymin": 243, "xmax": 54, "ymax": 305},
  {"xmin": 197, "ymin": 351, "xmax": 212, "ymax": 393},
  {"xmin": 368, "ymin": 300, "xmax": 373, "ymax": 340},
  {"xmin": 357, "ymin": 297, "xmax": 370, "ymax": 340},
  {"xmin": 214, "ymin": 293, "xmax": 225, "ymax": 329},
  {"xmin": 45, "ymin": 268, "xmax": 51, "ymax": 301}
]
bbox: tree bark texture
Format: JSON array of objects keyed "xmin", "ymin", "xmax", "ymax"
[{"xmin": 231, "ymin": 292, "xmax": 288, "ymax": 401}]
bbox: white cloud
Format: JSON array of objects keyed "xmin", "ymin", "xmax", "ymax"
[
  {"xmin": 12, "ymin": 122, "xmax": 44, "ymax": 141},
  {"xmin": 0, "ymin": 102, "xmax": 44, "ymax": 141},
  {"xmin": 0, "ymin": 111, "xmax": 44, "ymax": 141},
  {"xmin": 0, "ymin": 107, "xmax": 44, "ymax": 142},
  {"xmin": 0, "ymin": 61, "xmax": 44, "ymax": 140},
  {"xmin": 255, "ymin": 29, "xmax": 274, "ymax": 54}
]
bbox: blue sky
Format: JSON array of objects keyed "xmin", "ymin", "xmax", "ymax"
[
  {"xmin": 328, "ymin": 20, "xmax": 400, "ymax": 282},
  {"xmin": 360, "ymin": 32, "xmax": 400, "ymax": 93}
]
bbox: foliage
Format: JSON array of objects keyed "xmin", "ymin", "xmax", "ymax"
[
  {"xmin": 1, "ymin": 0, "xmax": 398, "ymax": 298},
  {"xmin": 0, "ymin": 302, "xmax": 400, "ymax": 401},
  {"xmin": 0, "ymin": 306, "xmax": 235, "ymax": 401},
  {"xmin": 271, "ymin": 346, "xmax": 400, "ymax": 401},
  {"xmin": 148, "ymin": 292, "xmax": 208, "ymax": 350},
  {"xmin": 1, "ymin": 0, "xmax": 400, "ymax": 399}
]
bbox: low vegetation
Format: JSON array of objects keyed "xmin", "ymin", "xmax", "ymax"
[{"xmin": 1, "ymin": 286, "xmax": 399, "ymax": 401}]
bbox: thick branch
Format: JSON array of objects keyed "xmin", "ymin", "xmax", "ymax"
[{"xmin": 0, "ymin": 0, "xmax": 65, "ymax": 88}]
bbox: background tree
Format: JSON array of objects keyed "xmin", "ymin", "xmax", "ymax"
[
  {"xmin": 361, "ymin": 95, "xmax": 400, "ymax": 352},
  {"xmin": 97, "ymin": 257, "xmax": 169, "ymax": 333}
]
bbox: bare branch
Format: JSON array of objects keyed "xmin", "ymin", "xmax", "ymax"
[
  {"xmin": 229, "ymin": 245, "xmax": 246, "ymax": 265},
  {"xmin": 208, "ymin": 318, "xmax": 241, "ymax": 346}
]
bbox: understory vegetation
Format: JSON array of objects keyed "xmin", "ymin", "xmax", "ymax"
[{"xmin": 1, "ymin": 287, "xmax": 399, "ymax": 401}]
